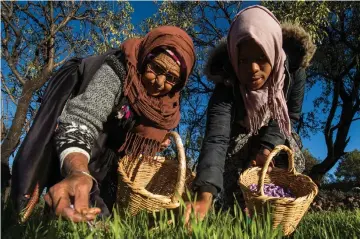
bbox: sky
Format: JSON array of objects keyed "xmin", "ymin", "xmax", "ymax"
[{"xmin": 129, "ymin": 1, "xmax": 359, "ymax": 175}]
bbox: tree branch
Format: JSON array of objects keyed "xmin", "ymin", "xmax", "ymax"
[
  {"xmin": 22, "ymin": 9, "xmax": 48, "ymax": 32},
  {"xmin": 216, "ymin": 1, "xmax": 234, "ymax": 25},
  {"xmin": 54, "ymin": 50, "xmax": 74, "ymax": 68},
  {"xmin": 324, "ymin": 79, "xmax": 340, "ymax": 158},
  {"xmin": 1, "ymin": 74, "xmax": 17, "ymax": 105},
  {"xmin": 1, "ymin": 42, "xmax": 26, "ymax": 85},
  {"xmin": 351, "ymin": 117, "xmax": 360, "ymax": 123},
  {"xmin": 338, "ymin": 58, "xmax": 357, "ymax": 102}
]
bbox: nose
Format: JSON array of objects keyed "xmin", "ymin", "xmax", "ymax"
[
  {"xmin": 250, "ymin": 62, "xmax": 260, "ymax": 73},
  {"xmin": 155, "ymin": 74, "xmax": 166, "ymax": 87}
]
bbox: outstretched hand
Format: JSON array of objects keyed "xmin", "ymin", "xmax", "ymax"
[
  {"xmin": 253, "ymin": 148, "xmax": 274, "ymax": 173},
  {"xmin": 184, "ymin": 192, "xmax": 213, "ymax": 225},
  {"xmin": 44, "ymin": 153, "xmax": 101, "ymax": 222},
  {"xmin": 44, "ymin": 172, "xmax": 101, "ymax": 222}
]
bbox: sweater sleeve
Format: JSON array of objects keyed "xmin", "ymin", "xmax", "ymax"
[
  {"xmin": 54, "ymin": 63, "xmax": 124, "ymax": 169},
  {"xmin": 192, "ymin": 83, "xmax": 234, "ymax": 196}
]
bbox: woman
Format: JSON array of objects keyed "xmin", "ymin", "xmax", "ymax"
[
  {"xmin": 12, "ymin": 26, "xmax": 195, "ymax": 222},
  {"xmin": 185, "ymin": 6, "xmax": 316, "ymax": 222}
]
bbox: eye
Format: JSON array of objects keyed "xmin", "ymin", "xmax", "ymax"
[
  {"xmin": 258, "ymin": 55, "xmax": 267, "ymax": 61},
  {"xmin": 153, "ymin": 64, "xmax": 163, "ymax": 73},
  {"xmin": 166, "ymin": 74, "xmax": 179, "ymax": 85}
]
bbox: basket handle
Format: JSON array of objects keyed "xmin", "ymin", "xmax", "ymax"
[
  {"xmin": 166, "ymin": 131, "xmax": 187, "ymax": 203},
  {"xmin": 258, "ymin": 145, "xmax": 295, "ymax": 196}
]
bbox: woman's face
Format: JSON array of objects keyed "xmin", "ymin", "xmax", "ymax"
[
  {"xmin": 141, "ymin": 53, "xmax": 181, "ymax": 97},
  {"xmin": 237, "ymin": 39, "xmax": 272, "ymax": 91}
]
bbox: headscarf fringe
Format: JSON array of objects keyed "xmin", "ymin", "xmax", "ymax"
[{"xmin": 119, "ymin": 131, "xmax": 161, "ymax": 162}]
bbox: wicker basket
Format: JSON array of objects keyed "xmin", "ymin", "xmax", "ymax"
[
  {"xmin": 116, "ymin": 131, "xmax": 194, "ymax": 216},
  {"xmin": 239, "ymin": 145, "xmax": 318, "ymax": 236}
]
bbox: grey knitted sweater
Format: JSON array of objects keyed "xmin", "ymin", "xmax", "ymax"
[{"xmin": 54, "ymin": 62, "xmax": 127, "ymax": 169}]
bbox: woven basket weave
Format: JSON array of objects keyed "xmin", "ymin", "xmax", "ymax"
[
  {"xmin": 116, "ymin": 131, "xmax": 194, "ymax": 216},
  {"xmin": 239, "ymin": 145, "xmax": 318, "ymax": 236}
]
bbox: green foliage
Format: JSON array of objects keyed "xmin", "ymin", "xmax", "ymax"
[
  {"xmin": 293, "ymin": 209, "xmax": 360, "ymax": 239},
  {"xmin": 263, "ymin": 1, "xmax": 330, "ymax": 44},
  {"xmin": 335, "ymin": 150, "xmax": 360, "ymax": 182},
  {"xmin": 2, "ymin": 200, "xmax": 359, "ymax": 239},
  {"xmin": 302, "ymin": 148, "xmax": 320, "ymax": 175}
]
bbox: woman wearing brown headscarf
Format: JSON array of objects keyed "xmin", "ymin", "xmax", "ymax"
[{"xmin": 42, "ymin": 26, "xmax": 195, "ymax": 222}]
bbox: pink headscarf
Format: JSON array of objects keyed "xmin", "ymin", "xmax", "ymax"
[{"xmin": 227, "ymin": 5, "xmax": 291, "ymax": 136}]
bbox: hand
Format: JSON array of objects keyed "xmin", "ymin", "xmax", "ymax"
[
  {"xmin": 184, "ymin": 192, "xmax": 213, "ymax": 225},
  {"xmin": 253, "ymin": 148, "xmax": 274, "ymax": 173},
  {"xmin": 44, "ymin": 153, "xmax": 101, "ymax": 222},
  {"xmin": 160, "ymin": 137, "xmax": 171, "ymax": 151}
]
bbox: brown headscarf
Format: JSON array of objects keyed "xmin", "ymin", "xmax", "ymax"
[
  {"xmin": 227, "ymin": 6, "xmax": 291, "ymax": 136},
  {"xmin": 119, "ymin": 26, "xmax": 195, "ymax": 158}
]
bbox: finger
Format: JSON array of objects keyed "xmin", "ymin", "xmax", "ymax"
[
  {"xmin": 74, "ymin": 184, "xmax": 91, "ymax": 213},
  {"xmin": 63, "ymin": 207, "xmax": 98, "ymax": 222},
  {"xmin": 255, "ymin": 155, "xmax": 263, "ymax": 167},
  {"xmin": 61, "ymin": 207, "xmax": 88, "ymax": 222},
  {"xmin": 44, "ymin": 193, "xmax": 53, "ymax": 208},
  {"xmin": 81, "ymin": 207, "xmax": 101, "ymax": 215},
  {"xmin": 164, "ymin": 138, "xmax": 171, "ymax": 146},
  {"xmin": 81, "ymin": 211, "xmax": 98, "ymax": 221},
  {"xmin": 193, "ymin": 205, "xmax": 207, "ymax": 223},
  {"xmin": 268, "ymin": 160, "xmax": 275, "ymax": 173},
  {"xmin": 184, "ymin": 204, "xmax": 192, "ymax": 225},
  {"xmin": 53, "ymin": 194, "xmax": 72, "ymax": 216}
]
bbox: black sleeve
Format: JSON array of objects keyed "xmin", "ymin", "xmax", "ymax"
[
  {"xmin": 192, "ymin": 83, "xmax": 234, "ymax": 196},
  {"xmin": 287, "ymin": 68, "xmax": 306, "ymax": 125},
  {"xmin": 258, "ymin": 68, "xmax": 306, "ymax": 149}
]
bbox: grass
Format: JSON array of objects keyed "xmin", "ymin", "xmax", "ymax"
[{"xmin": 2, "ymin": 199, "xmax": 360, "ymax": 239}]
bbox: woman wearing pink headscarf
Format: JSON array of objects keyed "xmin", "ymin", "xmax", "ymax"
[{"xmin": 185, "ymin": 5, "xmax": 316, "ymax": 222}]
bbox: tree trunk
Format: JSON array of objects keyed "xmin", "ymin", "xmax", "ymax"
[
  {"xmin": 309, "ymin": 81, "xmax": 356, "ymax": 185},
  {"xmin": 1, "ymin": 83, "xmax": 34, "ymax": 166}
]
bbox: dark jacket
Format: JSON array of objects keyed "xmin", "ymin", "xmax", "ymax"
[
  {"xmin": 193, "ymin": 23, "xmax": 316, "ymax": 196},
  {"xmin": 10, "ymin": 50, "xmax": 129, "ymax": 218}
]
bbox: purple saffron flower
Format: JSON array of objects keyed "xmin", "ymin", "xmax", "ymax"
[{"xmin": 249, "ymin": 183, "xmax": 295, "ymax": 198}]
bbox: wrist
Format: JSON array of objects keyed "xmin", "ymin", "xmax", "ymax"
[
  {"xmin": 259, "ymin": 146, "xmax": 271, "ymax": 156},
  {"xmin": 198, "ymin": 191, "xmax": 213, "ymax": 202},
  {"xmin": 63, "ymin": 152, "xmax": 90, "ymax": 176}
]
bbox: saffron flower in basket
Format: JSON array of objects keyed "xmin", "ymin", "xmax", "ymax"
[{"xmin": 249, "ymin": 183, "xmax": 295, "ymax": 198}]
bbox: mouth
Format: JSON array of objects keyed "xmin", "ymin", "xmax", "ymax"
[
  {"xmin": 154, "ymin": 85, "xmax": 163, "ymax": 91},
  {"xmin": 147, "ymin": 84, "xmax": 163, "ymax": 95},
  {"xmin": 251, "ymin": 76, "xmax": 263, "ymax": 82},
  {"xmin": 247, "ymin": 76, "xmax": 264, "ymax": 90}
]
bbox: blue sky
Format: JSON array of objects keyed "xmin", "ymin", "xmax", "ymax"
[{"xmin": 129, "ymin": 1, "xmax": 359, "ymax": 174}]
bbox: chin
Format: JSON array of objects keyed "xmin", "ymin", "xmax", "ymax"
[
  {"xmin": 247, "ymin": 86, "xmax": 261, "ymax": 91},
  {"xmin": 149, "ymin": 91, "xmax": 160, "ymax": 96},
  {"xmin": 248, "ymin": 82, "xmax": 267, "ymax": 91}
]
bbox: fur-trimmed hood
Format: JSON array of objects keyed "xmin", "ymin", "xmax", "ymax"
[{"xmin": 204, "ymin": 22, "xmax": 316, "ymax": 84}]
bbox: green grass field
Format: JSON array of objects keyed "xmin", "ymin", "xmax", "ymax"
[{"xmin": 2, "ymin": 201, "xmax": 359, "ymax": 239}]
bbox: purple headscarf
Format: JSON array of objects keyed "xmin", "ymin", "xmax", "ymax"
[{"xmin": 227, "ymin": 5, "xmax": 291, "ymax": 136}]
